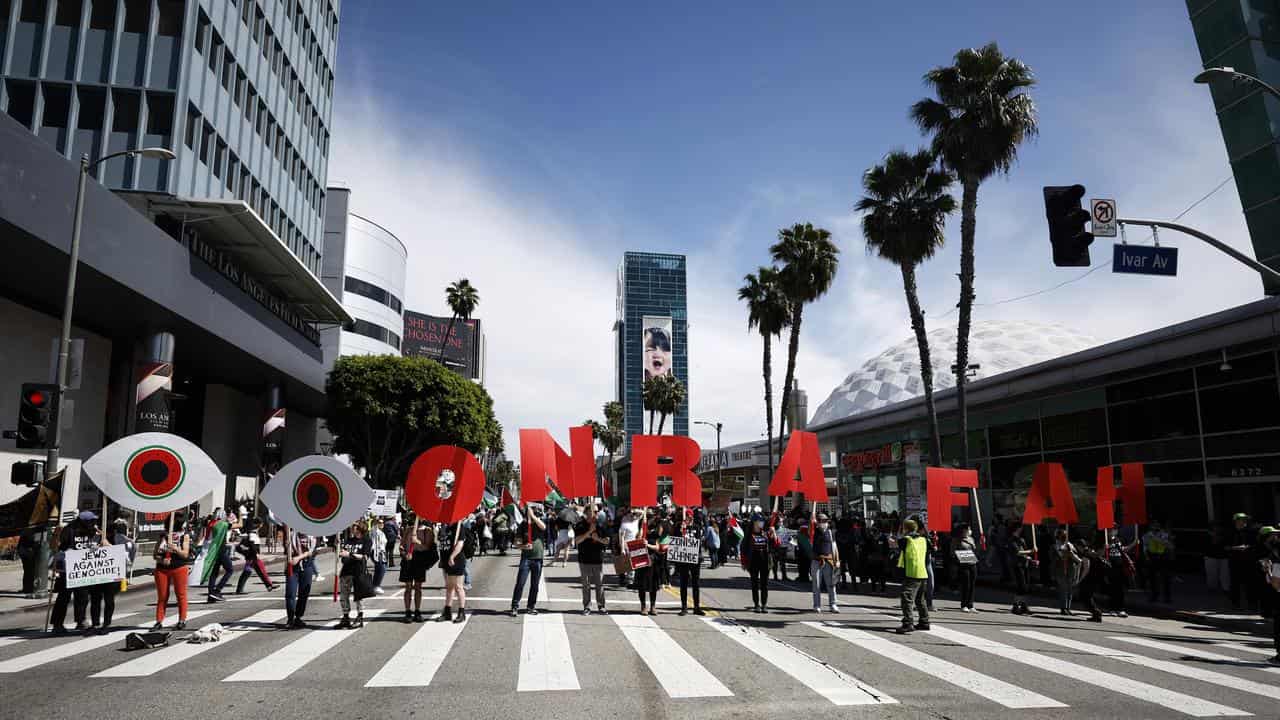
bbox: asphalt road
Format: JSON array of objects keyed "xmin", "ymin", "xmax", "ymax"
[{"xmin": 1, "ymin": 551, "xmax": 1277, "ymax": 720}]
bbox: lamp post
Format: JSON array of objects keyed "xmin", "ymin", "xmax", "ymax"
[
  {"xmin": 35, "ymin": 147, "xmax": 176, "ymax": 597},
  {"xmin": 694, "ymin": 420, "xmax": 722, "ymax": 500},
  {"xmin": 1194, "ymin": 66, "xmax": 1280, "ymax": 101}
]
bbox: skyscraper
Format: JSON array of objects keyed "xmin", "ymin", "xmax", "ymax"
[
  {"xmin": 615, "ymin": 251, "xmax": 688, "ymax": 450},
  {"xmin": 0, "ymin": 0, "xmax": 339, "ymax": 275}
]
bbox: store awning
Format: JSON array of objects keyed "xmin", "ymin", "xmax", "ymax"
[{"xmin": 120, "ymin": 195, "xmax": 351, "ymax": 325}]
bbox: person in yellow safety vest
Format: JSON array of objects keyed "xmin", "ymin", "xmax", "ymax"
[{"xmin": 896, "ymin": 518, "xmax": 930, "ymax": 634}]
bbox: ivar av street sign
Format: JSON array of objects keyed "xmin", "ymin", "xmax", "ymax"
[{"xmin": 1112, "ymin": 244, "xmax": 1178, "ymax": 277}]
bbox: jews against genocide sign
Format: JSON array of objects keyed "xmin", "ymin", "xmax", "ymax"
[
  {"xmin": 626, "ymin": 538, "xmax": 651, "ymax": 569},
  {"xmin": 667, "ymin": 536, "xmax": 701, "ymax": 565},
  {"xmin": 66, "ymin": 544, "xmax": 128, "ymax": 588}
]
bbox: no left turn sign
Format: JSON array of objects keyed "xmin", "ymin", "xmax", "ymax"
[{"xmin": 1091, "ymin": 198, "xmax": 1117, "ymax": 237}]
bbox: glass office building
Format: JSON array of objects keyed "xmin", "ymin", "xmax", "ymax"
[
  {"xmin": 615, "ymin": 251, "xmax": 689, "ymax": 450},
  {"xmin": 0, "ymin": 0, "xmax": 339, "ymax": 276}
]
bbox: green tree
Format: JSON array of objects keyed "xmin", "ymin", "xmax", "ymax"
[
  {"xmin": 912, "ymin": 42, "xmax": 1037, "ymax": 468},
  {"xmin": 642, "ymin": 375, "xmax": 661, "ymax": 434},
  {"xmin": 738, "ymin": 266, "xmax": 789, "ymax": 475},
  {"xmin": 856, "ymin": 149, "xmax": 957, "ymax": 465},
  {"xmin": 324, "ymin": 355, "xmax": 503, "ymax": 489},
  {"xmin": 654, "ymin": 374, "xmax": 686, "ymax": 435},
  {"xmin": 440, "ymin": 278, "xmax": 480, "ymax": 361},
  {"xmin": 771, "ymin": 223, "xmax": 840, "ymax": 439},
  {"xmin": 599, "ymin": 401, "xmax": 625, "ymax": 495}
]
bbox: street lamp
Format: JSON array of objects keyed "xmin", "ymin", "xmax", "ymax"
[
  {"xmin": 35, "ymin": 147, "xmax": 176, "ymax": 597},
  {"xmin": 1194, "ymin": 66, "xmax": 1280, "ymax": 101},
  {"xmin": 693, "ymin": 420, "xmax": 722, "ymax": 499}
]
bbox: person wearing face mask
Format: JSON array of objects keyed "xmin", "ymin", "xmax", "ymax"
[
  {"xmin": 741, "ymin": 515, "xmax": 774, "ymax": 613},
  {"xmin": 811, "ymin": 513, "xmax": 840, "ymax": 613},
  {"xmin": 1257, "ymin": 527, "xmax": 1280, "ymax": 664}
]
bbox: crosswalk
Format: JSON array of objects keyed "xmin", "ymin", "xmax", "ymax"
[{"xmin": 0, "ymin": 602, "xmax": 1277, "ymax": 716}]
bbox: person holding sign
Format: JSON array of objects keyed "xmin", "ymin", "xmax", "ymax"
[
  {"xmin": 399, "ymin": 521, "xmax": 437, "ymax": 623},
  {"xmin": 635, "ymin": 514, "xmax": 663, "ymax": 615},
  {"xmin": 673, "ymin": 518, "xmax": 704, "ymax": 616},
  {"xmin": 574, "ymin": 504, "xmax": 609, "ymax": 615},
  {"xmin": 337, "ymin": 522, "xmax": 372, "ymax": 628},
  {"xmin": 152, "ymin": 518, "xmax": 191, "ymax": 630},
  {"xmin": 284, "ymin": 532, "xmax": 320, "ymax": 630},
  {"xmin": 51, "ymin": 511, "xmax": 109, "ymax": 635},
  {"xmin": 953, "ymin": 523, "xmax": 979, "ymax": 613},
  {"xmin": 439, "ymin": 523, "xmax": 469, "ymax": 623},
  {"xmin": 810, "ymin": 512, "xmax": 840, "ymax": 614},
  {"xmin": 741, "ymin": 515, "xmax": 773, "ymax": 613},
  {"xmin": 509, "ymin": 507, "xmax": 546, "ymax": 617}
]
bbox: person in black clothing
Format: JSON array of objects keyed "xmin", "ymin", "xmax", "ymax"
[
  {"xmin": 51, "ymin": 511, "xmax": 111, "ymax": 635},
  {"xmin": 635, "ymin": 514, "xmax": 661, "ymax": 615},
  {"xmin": 1009, "ymin": 524, "xmax": 1034, "ymax": 615},
  {"xmin": 1105, "ymin": 529, "xmax": 1136, "ymax": 617},
  {"xmin": 235, "ymin": 518, "xmax": 276, "ymax": 593},
  {"xmin": 1257, "ymin": 527, "xmax": 1280, "ymax": 664},
  {"xmin": 383, "ymin": 517, "xmax": 399, "ymax": 569},
  {"xmin": 337, "ymin": 523, "xmax": 372, "ymax": 628},
  {"xmin": 1077, "ymin": 533, "xmax": 1109, "ymax": 623},
  {"xmin": 741, "ymin": 516, "xmax": 773, "ymax": 613},
  {"xmin": 836, "ymin": 516, "xmax": 860, "ymax": 592},
  {"xmin": 674, "ymin": 519, "xmax": 705, "ymax": 616},
  {"xmin": 17, "ymin": 525, "xmax": 41, "ymax": 595},
  {"xmin": 861, "ymin": 525, "xmax": 890, "ymax": 594},
  {"xmin": 574, "ymin": 505, "xmax": 609, "ymax": 614}
]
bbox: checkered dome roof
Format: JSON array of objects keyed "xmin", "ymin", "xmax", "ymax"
[{"xmin": 810, "ymin": 320, "xmax": 1099, "ymax": 425}]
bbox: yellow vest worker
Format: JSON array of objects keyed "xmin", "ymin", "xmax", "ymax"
[{"xmin": 898, "ymin": 535, "xmax": 928, "ymax": 579}]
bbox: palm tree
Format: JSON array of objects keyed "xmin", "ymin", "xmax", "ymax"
[
  {"xmin": 738, "ymin": 266, "xmax": 789, "ymax": 475},
  {"xmin": 856, "ymin": 149, "xmax": 957, "ymax": 465},
  {"xmin": 600, "ymin": 401, "xmax": 625, "ymax": 493},
  {"xmin": 911, "ymin": 42, "xmax": 1037, "ymax": 468},
  {"xmin": 771, "ymin": 223, "xmax": 840, "ymax": 440},
  {"xmin": 655, "ymin": 374, "xmax": 686, "ymax": 435},
  {"xmin": 439, "ymin": 278, "xmax": 480, "ymax": 361},
  {"xmin": 642, "ymin": 375, "xmax": 661, "ymax": 434}
]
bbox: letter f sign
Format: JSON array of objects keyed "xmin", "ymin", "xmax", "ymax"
[{"xmin": 925, "ymin": 467, "xmax": 977, "ymax": 532}]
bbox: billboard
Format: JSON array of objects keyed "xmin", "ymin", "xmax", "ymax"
[
  {"xmin": 403, "ymin": 310, "xmax": 479, "ymax": 379},
  {"xmin": 640, "ymin": 315, "xmax": 673, "ymax": 383}
]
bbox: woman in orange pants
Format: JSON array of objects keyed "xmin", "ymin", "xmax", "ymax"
[{"xmin": 153, "ymin": 522, "xmax": 191, "ymax": 629}]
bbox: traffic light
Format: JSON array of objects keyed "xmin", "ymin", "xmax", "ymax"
[
  {"xmin": 16, "ymin": 383, "xmax": 59, "ymax": 450},
  {"xmin": 1044, "ymin": 185, "xmax": 1094, "ymax": 267},
  {"xmin": 10, "ymin": 459, "xmax": 44, "ymax": 486}
]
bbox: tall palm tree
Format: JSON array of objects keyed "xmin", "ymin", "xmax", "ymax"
[
  {"xmin": 642, "ymin": 375, "xmax": 661, "ymax": 434},
  {"xmin": 655, "ymin": 374, "xmax": 686, "ymax": 435},
  {"xmin": 600, "ymin": 401, "xmax": 625, "ymax": 496},
  {"xmin": 911, "ymin": 42, "xmax": 1037, "ymax": 468},
  {"xmin": 738, "ymin": 266, "xmax": 789, "ymax": 475},
  {"xmin": 440, "ymin": 278, "xmax": 480, "ymax": 361},
  {"xmin": 771, "ymin": 223, "xmax": 840, "ymax": 441},
  {"xmin": 856, "ymin": 149, "xmax": 957, "ymax": 465}
]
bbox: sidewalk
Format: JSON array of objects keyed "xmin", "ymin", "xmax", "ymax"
[{"xmin": 0, "ymin": 546, "xmax": 291, "ymax": 615}]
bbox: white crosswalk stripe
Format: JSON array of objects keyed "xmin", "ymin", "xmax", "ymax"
[
  {"xmin": 365, "ymin": 613, "xmax": 466, "ymax": 687},
  {"xmin": 518, "ymin": 611, "xmax": 579, "ymax": 691},
  {"xmin": 0, "ymin": 612, "xmax": 140, "ymax": 651},
  {"xmin": 1012, "ymin": 630, "xmax": 1280, "ymax": 702},
  {"xmin": 1112, "ymin": 635, "xmax": 1280, "ymax": 676},
  {"xmin": 928, "ymin": 625, "xmax": 1248, "ymax": 717},
  {"xmin": 611, "ymin": 613, "xmax": 732, "ymax": 698},
  {"xmin": 704, "ymin": 617, "xmax": 896, "ymax": 706},
  {"xmin": 0, "ymin": 610, "xmax": 216, "ymax": 674},
  {"xmin": 1212, "ymin": 640, "xmax": 1275, "ymax": 657},
  {"xmin": 223, "ymin": 610, "xmax": 386, "ymax": 682},
  {"xmin": 91, "ymin": 610, "xmax": 285, "ymax": 678},
  {"xmin": 807, "ymin": 621, "xmax": 1065, "ymax": 709}
]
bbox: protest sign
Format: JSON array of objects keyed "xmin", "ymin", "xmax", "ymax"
[
  {"xmin": 66, "ymin": 544, "xmax": 128, "ymax": 588},
  {"xmin": 626, "ymin": 538, "xmax": 650, "ymax": 569},
  {"xmin": 667, "ymin": 536, "xmax": 701, "ymax": 565},
  {"xmin": 369, "ymin": 489, "xmax": 399, "ymax": 517}
]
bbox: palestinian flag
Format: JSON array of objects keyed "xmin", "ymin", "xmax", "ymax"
[
  {"xmin": 482, "ymin": 489, "xmax": 498, "ymax": 510},
  {"xmin": 501, "ymin": 487, "xmax": 523, "ymax": 525},
  {"xmin": 728, "ymin": 515, "xmax": 745, "ymax": 542},
  {"xmin": 546, "ymin": 488, "xmax": 567, "ymax": 508}
]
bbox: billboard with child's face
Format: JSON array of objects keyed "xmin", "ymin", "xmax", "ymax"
[{"xmin": 640, "ymin": 316, "xmax": 673, "ymax": 382}]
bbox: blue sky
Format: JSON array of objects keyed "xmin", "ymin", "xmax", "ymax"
[{"xmin": 327, "ymin": 3, "xmax": 1260, "ymax": 454}]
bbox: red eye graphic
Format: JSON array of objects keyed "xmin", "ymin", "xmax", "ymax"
[
  {"xmin": 293, "ymin": 469, "xmax": 342, "ymax": 522},
  {"xmin": 124, "ymin": 446, "xmax": 185, "ymax": 499}
]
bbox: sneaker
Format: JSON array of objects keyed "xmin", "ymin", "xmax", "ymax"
[
  {"xmin": 1088, "ymin": 615, "xmax": 1103, "ymax": 623},
  {"xmin": 373, "ymin": 587, "xmax": 385, "ymax": 595},
  {"xmin": 582, "ymin": 607, "xmax": 591, "ymax": 616},
  {"xmin": 813, "ymin": 606, "xmax": 823, "ymax": 614},
  {"xmin": 175, "ymin": 621, "xmax": 187, "ymax": 630},
  {"xmin": 693, "ymin": 608, "xmax": 706, "ymax": 616},
  {"xmin": 151, "ymin": 622, "xmax": 163, "ymax": 631},
  {"xmin": 1117, "ymin": 611, "xmax": 1128, "ymax": 618},
  {"xmin": 678, "ymin": 609, "xmax": 687, "ymax": 616},
  {"xmin": 970, "ymin": 607, "xmax": 980, "ymax": 613},
  {"xmin": 914, "ymin": 623, "xmax": 931, "ymax": 631},
  {"xmin": 464, "ymin": 584, "xmax": 472, "ymax": 591},
  {"xmin": 1011, "ymin": 605, "xmax": 1023, "ymax": 615},
  {"xmin": 960, "ymin": 607, "xmax": 971, "ymax": 613},
  {"xmin": 648, "ymin": 609, "xmax": 657, "ymax": 616},
  {"xmin": 759, "ymin": 607, "xmax": 769, "ymax": 614},
  {"xmin": 51, "ymin": 626, "xmax": 68, "ymax": 636},
  {"xmin": 895, "ymin": 625, "xmax": 914, "ymax": 635},
  {"xmin": 413, "ymin": 611, "xmax": 424, "ymax": 623},
  {"xmin": 509, "ymin": 608, "xmax": 519, "ymax": 618},
  {"xmin": 752, "ymin": 605, "xmax": 761, "ymax": 613},
  {"xmin": 527, "ymin": 608, "xmax": 539, "ymax": 616},
  {"xmin": 829, "ymin": 604, "xmax": 840, "ymax": 614},
  {"xmin": 1268, "ymin": 655, "xmax": 1280, "ymax": 666},
  {"xmin": 598, "ymin": 606, "xmax": 608, "ymax": 615},
  {"xmin": 403, "ymin": 611, "xmax": 413, "ymax": 624}
]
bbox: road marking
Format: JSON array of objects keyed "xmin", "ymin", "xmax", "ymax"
[
  {"xmin": 220, "ymin": 594, "xmax": 680, "ymax": 605},
  {"xmin": 365, "ymin": 613, "xmax": 466, "ymax": 687},
  {"xmin": 1211, "ymin": 640, "xmax": 1275, "ymax": 657},
  {"xmin": 0, "ymin": 612, "xmax": 140, "ymax": 651},
  {"xmin": 538, "ymin": 565, "xmax": 550, "ymax": 603},
  {"xmin": 1112, "ymin": 635, "xmax": 1280, "ymax": 676},
  {"xmin": 1013, "ymin": 630, "xmax": 1280, "ymax": 702},
  {"xmin": 222, "ymin": 610, "xmax": 386, "ymax": 682},
  {"xmin": 0, "ymin": 610, "xmax": 216, "ymax": 674},
  {"xmin": 518, "ymin": 611, "xmax": 579, "ymax": 691},
  {"xmin": 91, "ymin": 610, "xmax": 285, "ymax": 677},
  {"xmin": 808, "ymin": 621, "xmax": 1065, "ymax": 709},
  {"xmin": 612, "ymin": 613, "xmax": 732, "ymax": 698},
  {"xmin": 703, "ymin": 617, "xmax": 896, "ymax": 706},
  {"xmin": 926, "ymin": 625, "xmax": 1247, "ymax": 717}
]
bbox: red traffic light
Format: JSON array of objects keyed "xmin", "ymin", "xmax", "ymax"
[{"xmin": 25, "ymin": 390, "xmax": 47, "ymax": 407}]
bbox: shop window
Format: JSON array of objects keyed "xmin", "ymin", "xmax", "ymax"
[
  {"xmin": 1147, "ymin": 485, "xmax": 1211, "ymax": 531},
  {"xmin": 1111, "ymin": 436, "xmax": 1201, "ymax": 464},
  {"xmin": 1106, "ymin": 369, "xmax": 1194, "ymax": 404},
  {"xmin": 989, "ymin": 454, "xmax": 1039, "ymax": 492},
  {"xmin": 1107, "ymin": 392, "xmax": 1199, "ymax": 443},
  {"xmin": 1198, "ymin": 377, "xmax": 1280, "ymax": 434},
  {"xmin": 988, "ymin": 418, "xmax": 1041, "ymax": 456},
  {"xmin": 1041, "ymin": 407, "xmax": 1108, "ymax": 450}
]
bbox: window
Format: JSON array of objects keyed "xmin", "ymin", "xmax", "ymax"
[
  {"xmin": 195, "ymin": 10, "xmax": 210, "ymax": 54},
  {"xmin": 156, "ymin": 0, "xmax": 182, "ymax": 36},
  {"xmin": 207, "ymin": 31, "xmax": 221, "ymax": 74},
  {"xmin": 226, "ymin": 153, "xmax": 238, "ymax": 192},
  {"xmin": 1199, "ymin": 378, "xmax": 1280, "ymax": 434},
  {"xmin": 234, "ymin": 70, "xmax": 246, "ymax": 106},
  {"xmin": 184, "ymin": 106, "xmax": 200, "ymax": 149},
  {"xmin": 254, "ymin": 8, "xmax": 264, "ymax": 43},
  {"xmin": 122, "ymin": 0, "xmax": 147, "ymax": 32},
  {"xmin": 212, "ymin": 139, "xmax": 226, "ymax": 179},
  {"xmin": 349, "ymin": 319, "xmax": 401, "ymax": 351},
  {"xmin": 240, "ymin": 0, "xmax": 252, "ymax": 25},
  {"xmin": 344, "ymin": 276, "xmax": 404, "ymax": 313},
  {"xmin": 221, "ymin": 50, "xmax": 233, "ymax": 91},
  {"xmin": 55, "ymin": 0, "xmax": 81, "ymax": 27},
  {"xmin": 200, "ymin": 121, "xmax": 214, "ymax": 164},
  {"xmin": 261, "ymin": 27, "xmax": 271, "ymax": 61},
  {"xmin": 244, "ymin": 88, "xmax": 255, "ymax": 121},
  {"xmin": 90, "ymin": 0, "xmax": 115, "ymax": 30},
  {"xmin": 1107, "ymin": 392, "xmax": 1200, "ymax": 443}
]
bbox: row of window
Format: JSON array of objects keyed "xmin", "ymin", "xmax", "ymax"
[
  {"xmin": 194, "ymin": 8, "xmax": 330, "ymax": 166},
  {"xmin": 233, "ymin": 0, "xmax": 338, "ymax": 80},
  {"xmin": 348, "ymin": 319, "xmax": 401, "ymax": 351},
  {"xmin": 344, "ymin": 276, "xmax": 403, "ymax": 314},
  {"xmin": 183, "ymin": 103, "xmax": 320, "ymax": 276}
]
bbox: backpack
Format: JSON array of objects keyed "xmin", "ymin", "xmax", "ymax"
[
  {"xmin": 463, "ymin": 526, "xmax": 478, "ymax": 558},
  {"xmin": 125, "ymin": 631, "xmax": 171, "ymax": 651}
]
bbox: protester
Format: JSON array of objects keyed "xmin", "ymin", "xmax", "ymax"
[
  {"xmin": 153, "ymin": 518, "xmax": 191, "ymax": 630},
  {"xmin": 954, "ymin": 523, "xmax": 979, "ymax": 612},
  {"xmin": 741, "ymin": 515, "xmax": 773, "ymax": 613},
  {"xmin": 203, "ymin": 509, "xmax": 237, "ymax": 603},
  {"xmin": 399, "ymin": 522, "xmax": 436, "ymax": 622},
  {"xmin": 50, "ymin": 511, "xmax": 112, "ymax": 635},
  {"xmin": 492, "ymin": 510, "xmax": 510, "ymax": 555},
  {"xmin": 1229, "ymin": 512, "xmax": 1259, "ymax": 612},
  {"xmin": 704, "ymin": 519, "xmax": 720, "ymax": 570},
  {"xmin": 896, "ymin": 519, "xmax": 930, "ymax": 633},
  {"xmin": 235, "ymin": 518, "xmax": 276, "ymax": 594},
  {"xmin": 1105, "ymin": 528, "xmax": 1136, "ymax": 617},
  {"xmin": 618, "ymin": 508, "xmax": 640, "ymax": 588},
  {"xmin": 440, "ymin": 523, "xmax": 468, "ymax": 623},
  {"xmin": 574, "ymin": 505, "xmax": 609, "ymax": 615},
  {"xmin": 510, "ymin": 507, "xmax": 547, "ymax": 616},
  {"xmin": 795, "ymin": 517, "xmax": 812, "ymax": 584},
  {"xmin": 862, "ymin": 524, "xmax": 890, "ymax": 594},
  {"xmin": 1052, "ymin": 528, "xmax": 1082, "ymax": 615},
  {"xmin": 836, "ymin": 515, "xmax": 860, "ymax": 592},
  {"xmin": 771, "ymin": 523, "xmax": 789, "ymax": 581},
  {"xmin": 1009, "ymin": 524, "xmax": 1034, "ymax": 615},
  {"xmin": 337, "ymin": 522, "xmax": 372, "ymax": 628},
  {"xmin": 1258, "ymin": 526, "xmax": 1280, "ymax": 664},
  {"xmin": 369, "ymin": 518, "xmax": 388, "ymax": 594},
  {"xmin": 675, "ymin": 517, "xmax": 704, "ymax": 616},
  {"xmin": 636, "ymin": 513, "xmax": 663, "ymax": 615},
  {"xmin": 811, "ymin": 512, "xmax": 840, "ymax": 613},
  {"xmin": 285, "ymin": 531, "xmax": 319, "ymax": 629},
  {"xmin": 383, "ymin": 515, "xmax": 399, "ymax": 569},
  {"xmin": 1142, "ymin": 519, "xmax": 1175, "ymax": 604}
]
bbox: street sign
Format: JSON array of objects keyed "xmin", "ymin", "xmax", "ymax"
[
  {"xmin": 1091, "ymin": 199, "xmax": 1117, "ymax": 238},
  {"xmin": 1113, "ymin": 244, "xmax": 1178, "ymax": 276}
]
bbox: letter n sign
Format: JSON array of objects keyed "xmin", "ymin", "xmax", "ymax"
[{"xmin": 925, "ymin": 467, "xmax": 977, "ymax": 532}]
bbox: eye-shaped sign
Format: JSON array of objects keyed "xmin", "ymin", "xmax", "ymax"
[
  {"xmin": 405, "ymin": 446, "xmax": 486, "ymax": 524},
  {"xmin": 82, "ymin": 433, "xmax": 223, "ymax": 513},
  {"xmin": 260, "ymin": 455, "xmax": 373, "ymax": 536}
]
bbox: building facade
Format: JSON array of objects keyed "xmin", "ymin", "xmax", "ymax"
[
  {"xmin": 615, "ymin": 251, "xmax": 688, "ymax": 450},
  {"xmin": 0, "ymin": 0, "xmax": 338, "ymax": 275},
  {"xmin": 320, "ymin": 187, "xmax": 406, "ymax": 359}
]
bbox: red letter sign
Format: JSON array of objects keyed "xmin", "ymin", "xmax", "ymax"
[
  {"xmin": 1022, "ymin": 462, "xmax": 1079, "ymax": 525},
  {"xmin": 1096, "ymin": 463, "xmax": 1147, "ymax": 529},
  {"xmin": 767, "ymin": 431, "xmax": 829, "ymax": 503},
  {"xmin": 519, "ymin": 426, "xmax": 597, "ymax": 502},
  {"xmin": 404, "ymin": 445, "xmax": 487, "ymax": 524},
  {"xmin": 925, "ymin": 467, "xmax": 978, "ymax": 532},
  {"xmin": 631, "ymin": 435, "xmax": 703, "ymax": 507}
]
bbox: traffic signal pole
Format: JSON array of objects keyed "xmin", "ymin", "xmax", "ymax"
[{"xmin": 1117, "ymin": 218, "xmax": 1280, "ymax": 283}]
